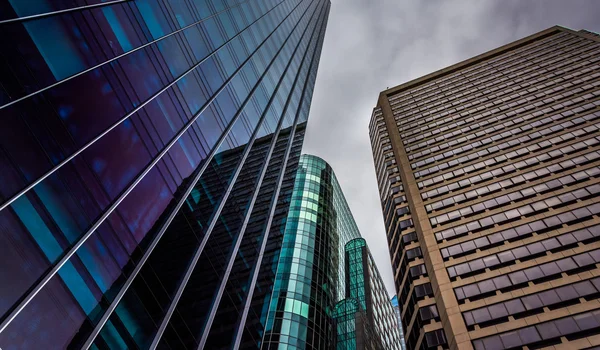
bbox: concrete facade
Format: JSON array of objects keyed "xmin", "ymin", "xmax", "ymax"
[{"xmin": 369, "ymin": 26, "xmax": 600, "ymax": 349}]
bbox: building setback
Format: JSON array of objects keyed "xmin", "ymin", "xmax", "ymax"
[
  {"xmin": 0, "ymin": 0, "xmax": 329, "ymax": 348},
  {"xmin": 263, "ymin": 155, "xmax": 402, "ymax": 349},
  {"xmin": 369, "ymin": 26, "xmax": 600, "ymax": 350}
]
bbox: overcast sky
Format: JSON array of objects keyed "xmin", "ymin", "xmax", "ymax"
[{"xmin": 302, "ymin": 0, "xmax": 600, "ymax": 296}]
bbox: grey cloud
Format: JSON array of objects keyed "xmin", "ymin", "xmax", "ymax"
[{"xmin": 302, "ymin": 0, "xmax": 600, "ymax": 296}]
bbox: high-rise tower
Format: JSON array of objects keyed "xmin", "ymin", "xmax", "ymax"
[
  {"xmin": 370, "ymin": 26, "xmax": 600, "ymax": 349},
  {"xmin": 334, "ymin": 237, "xmax": 404, "ymax": 350},
  {"xmin": 263, "ymin": 155, "xmax": 402, "ymax": 349},
  {"xmin": 0, "ymin": 0, "xmax": 329, "ymax": 348},
  {"xmin": 390, "ymin": 296, "xmax": 406, "ymax": 350}
]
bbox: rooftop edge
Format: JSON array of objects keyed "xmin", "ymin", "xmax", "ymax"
[{"xmin": 378, "ymin": 25, "xmax": 600, "ymax": 101}]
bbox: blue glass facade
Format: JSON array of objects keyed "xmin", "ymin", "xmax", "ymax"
[
  {"xmin": 0, "ymin": 0, "xmax": 329, "ymax": 348},
  {"xmin": 390, "ymin": 296, "xmax": 406, "ymax": 350},
  {"xmin": 263, "ymin": 155, "xmax": 402, "ymax": 349},
  {"xmin": 335, "ymin": 238, "xmax": 403, "ymax": 350},
  {"xmin": 263, "ymin": 155, "xmax": 356, "ymax": 349}
]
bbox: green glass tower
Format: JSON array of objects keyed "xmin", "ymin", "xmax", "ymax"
[
  {"xmin": 263, "ymin": 154, "xmax": 402, "ymax": 349},
  {"xmin": 335, "ymin": 238, "xmax": 404, "ymax": 350}
]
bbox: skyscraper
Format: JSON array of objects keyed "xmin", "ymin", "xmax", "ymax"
[
  {"xmin": 369, "ymin": 26, "xmax": 600, "ymax": 349},
  {"xmin": 390, "ymin": 296, "xmax": 406, "ymax": 350},
  {"xmin": 0, "ymin": 0, "xmax": 329, "ymax": 348},
  {"xmin": 334, "ymin": 238, "xmax": 403, "ymax": 350},
  {"xmin": 262, "ymin": 154, "xmax": 402, "ymax": 349}
]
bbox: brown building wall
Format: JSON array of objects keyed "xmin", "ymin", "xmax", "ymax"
[{"xmin": 369, "ymin": 26, "xmax": 600, "ymax": 350}]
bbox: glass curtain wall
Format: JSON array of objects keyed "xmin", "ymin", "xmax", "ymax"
[
  {"xmin": 0, "ymin": 0, "xmax": 330, "ymax": 348},
  {"xmin": 263, "ymin": 155, "xmax": 350, "ymax": 349},
  {"xmin": 263, "ymin": 155, "xmax": 402, "ymax": 350},
  {"xmin": 336, "ymin": 238, "xmax": 403, "ymax": 350}
]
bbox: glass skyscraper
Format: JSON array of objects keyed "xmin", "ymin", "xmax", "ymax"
[
  {"xmin": 390, "ymin": 296, "xmax": 405, "ymax": 350},
  {"xmin": 262, "ymin": 155, "xmax": 402, "ymax": 349},
  {"xmin": 334, "ymin": 238, "xmax": 403, "ymax": 350},
  {"xmin": 0, "ymin": 0, "xmax": 329, "ymax": 348}
]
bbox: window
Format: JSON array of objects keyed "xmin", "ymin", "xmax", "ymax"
[{"xmin": 456, "ymin": 248, "xmax": 600, "ymax": 302}]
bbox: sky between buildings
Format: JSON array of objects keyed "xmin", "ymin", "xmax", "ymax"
[{"xmin": 302, "ymin": 0, "xmax": 600, "ymax": 296}]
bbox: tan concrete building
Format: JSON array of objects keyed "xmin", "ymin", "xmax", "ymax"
[{"xmin": 369, "ymin": 26, "xmax": 600, "ymax": 350}]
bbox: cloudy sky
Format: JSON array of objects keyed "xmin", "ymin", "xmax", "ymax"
[{"xmin": 302, "ymin": 0, "xmax": 600, "ymax": 296}]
